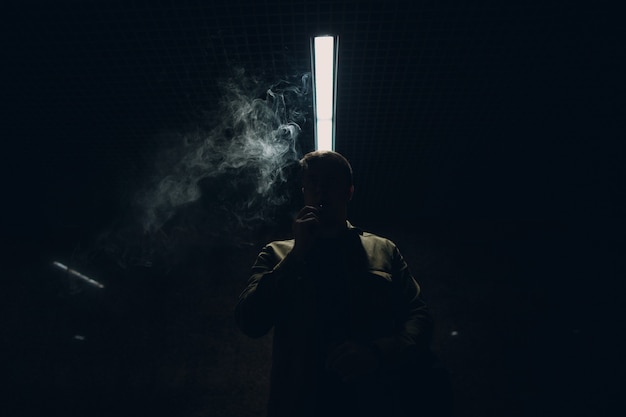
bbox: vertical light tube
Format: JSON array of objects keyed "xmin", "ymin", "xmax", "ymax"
[{"xmin": 311, "ymin": 35, "xmax": 338, "ymax": 151}]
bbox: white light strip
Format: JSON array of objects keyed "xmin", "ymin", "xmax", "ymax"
[
  {"xmin": 53, "ymin": 261, "xmax": 105, "ymax": 289},
  {"xmin": 312, "ymin": 35, "xmax": 337, "ymax": 151}
]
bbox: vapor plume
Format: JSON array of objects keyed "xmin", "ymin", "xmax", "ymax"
[{"xmin": 134, "ymin": 69, "xmax": 310, "ymax": 248}]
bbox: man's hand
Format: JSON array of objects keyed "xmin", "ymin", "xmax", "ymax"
[
  {"xmin": 325, "ymin": 341, "xmax": 380, "ymax": 383},
  {"xmin": 292, "ymin": 205, "xmax": 321, "ymax": 259}
]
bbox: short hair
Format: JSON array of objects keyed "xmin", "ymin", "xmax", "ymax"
[{"xmin": 299, "ymin": 150, "xmax": 353, "ymax": 188}]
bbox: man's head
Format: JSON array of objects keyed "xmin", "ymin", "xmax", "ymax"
[{"xmin": 299, "ymin": 150, "xmax": 354, "ymax": 226}]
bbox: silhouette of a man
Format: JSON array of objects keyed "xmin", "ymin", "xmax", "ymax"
[{"xmin": 236, "ymin": 150, "xmax": 451, "ymax": 417}]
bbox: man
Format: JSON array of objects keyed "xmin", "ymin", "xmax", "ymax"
[{"xmin": 235, "ymin": 151, "xmax": 450, "ymax": 417}]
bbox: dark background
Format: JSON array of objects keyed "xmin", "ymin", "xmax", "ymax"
[{"xmin": 2, "ymin": 1, "xmax": 624, "ymax": 416}]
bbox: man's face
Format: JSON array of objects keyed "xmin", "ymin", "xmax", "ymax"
[{"xmin": 302, "ymin": 162, "xmax": 353, "ymax": 223}]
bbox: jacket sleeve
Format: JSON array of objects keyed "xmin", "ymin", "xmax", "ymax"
[
  {"xmin": 234, "ymin": 244, "xmax": 302, "ymax": 338},
  {"xmin": 369, "ymin": 244, "xmax": 433, "ymax": 372}
]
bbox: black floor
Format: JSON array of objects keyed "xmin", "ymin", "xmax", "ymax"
[{"xmin": 3, "ymin": 218, "xmax": 623, "ymax": 417}]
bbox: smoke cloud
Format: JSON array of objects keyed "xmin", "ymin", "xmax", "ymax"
[
  {"xmin": 87, "ymin": 68, "xmax": 312, "ymax": 272},
  {"xmin": 130, "ymin": 68, "xmax": 310, "ymax": 252}
]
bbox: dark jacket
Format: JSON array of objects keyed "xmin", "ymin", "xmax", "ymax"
[{"xmin": 235, "ymin": 223, "xmax": 434, "ymax": 417}]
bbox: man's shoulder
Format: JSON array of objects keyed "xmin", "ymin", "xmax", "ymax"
[
  {"xmin": 266, "ymin": 239, "xmax": 296, "ymax": 248},
  {"xmin": 264, "ymin": 239, "xmax": 295, "ymax": 259},
  {"xmin": 359, "ymin": 230, "xmax": 396, "ymax": 247},
  {"xmin": 356, "ymin": 229, "xmax": 400, "ymax": 261}
]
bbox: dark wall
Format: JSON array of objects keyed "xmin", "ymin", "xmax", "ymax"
[{"xmin": 2, "ymin": 2, "xmax": 624, "ymax": 416}]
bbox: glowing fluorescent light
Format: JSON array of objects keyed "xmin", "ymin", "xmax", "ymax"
[
  {"xmin": 311, "ymin": 35, "xmax": 338, "ymax": 151},
  {"xmin": 52, "ymin": 261, "xmax": 105, "ymax": 289}
]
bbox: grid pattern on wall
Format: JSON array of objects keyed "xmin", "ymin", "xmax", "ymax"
[{"xmin": 6, "ymin": 0, "xmax": 621, "ymax": 229}]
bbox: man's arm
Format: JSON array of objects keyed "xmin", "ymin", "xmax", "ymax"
[
  {"xmin": 236, "ymin": 205, "xmax": 322, "ymax": 338},
  {"xmin": 326, "ymin": 242, "xmax": 433, "ymax": 382},
  {"xmin": 370, "ymin": 245, "xmax": 433, "ymax": 372},
  {"xmin": 234, "ymin": 244, "xmax": 301, "ymax": 338}
]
